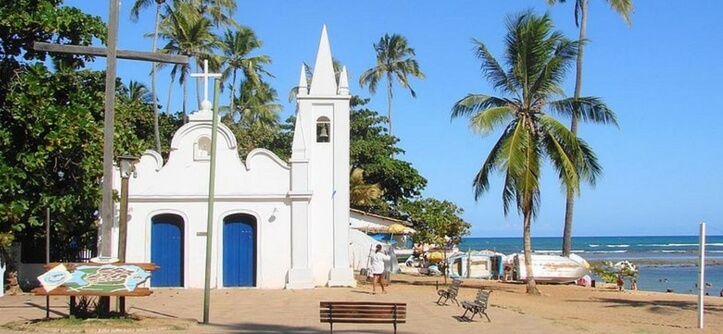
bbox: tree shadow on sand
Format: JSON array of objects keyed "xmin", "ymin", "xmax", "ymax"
[
  {"xmin": 208, "ymin": 322, "xmax": 407, "ymax": 333},
  {"xmin": 578, "ymin": 296, "xmax": 723, "ymax": 313}
]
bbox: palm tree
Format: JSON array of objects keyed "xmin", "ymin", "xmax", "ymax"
[
  {"xmin": 350, "ymin": 168, "xmax": 382, "ymax": 207},
  {"xmin": 157, "ymin": 1, "xmax": 218, "ymax": 117},
  {"xmin": 126, "ymin": 80, "xmax": 153, "ymax": 105},
  {"xmin": 451, "ymin": 10, "xmax": 617, "ymax": 295},
  {"xmin": 218, "ymin": 27, "xmax": 272, "ymax": 116},
  {"xmin": 359, "ymin": 34, "xmax": 424, "ymax": 137},
  {"xmin": 547, "ymin": 0, "xmax": 632, "ymax": 256},
  {"xmin": 130, "ymin": 0, "xmax": 166, "ymax": 153}
]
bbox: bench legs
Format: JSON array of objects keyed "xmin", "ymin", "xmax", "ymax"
[
  {"xmin": 461, "ymin": 306, "xmax": 491, "ymax": 322},
  {"xmin": 328, "ymin": 321, "xmax": 399, "ymax": 334}
]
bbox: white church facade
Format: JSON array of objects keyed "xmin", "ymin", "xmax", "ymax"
[{"xmin": 106, "ymin": 27, "xmax": 357, "ymax": 289}]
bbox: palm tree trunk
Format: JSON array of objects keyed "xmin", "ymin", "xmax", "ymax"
[
  {"xmin": 562, "ymin": 0, "xmax": 588, "ymax": 257},
  {"xmin": 165, "ymin": 77, "xmax": 173, "ymax": 116},
  {"xmin": 386, "ymin": 75, "xmax": 393, "ymax": 137},
  {"xmin": 230, "ymin": 69, "xmax": 237, "ymax": 117},
  {"xmin": 151, "ymin": 3, "xmax": 162, "ymax": 153},
  {"xmin": 522, "ymin": 208, "xmax": 540, "ymax": 295}
]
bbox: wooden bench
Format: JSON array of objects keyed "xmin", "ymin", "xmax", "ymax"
[
  {"xmin": 460, "ymin": 289, "xmax": 492, "ymax": 322},
  {"xmin": 436, "ymin": 278, "xmax": 463, "ymax": 306},
  {"xmin": 320, "ymin": 301, "xmax": 406, "ymax": 333}
]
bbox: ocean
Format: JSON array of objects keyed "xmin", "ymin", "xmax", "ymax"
[{"xmin": 459, "ymin": 235, "xmax": 723, "ymax": 295}]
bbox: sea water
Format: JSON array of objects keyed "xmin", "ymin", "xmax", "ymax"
[{"xmin": 459, "ymin": 235, "xmax": 723, "ymax": 295}]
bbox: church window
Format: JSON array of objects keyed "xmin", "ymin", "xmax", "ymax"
[
  {"xmin": 194, "ymin": 136, "xmax": 211, "ymax": 160},
  {"xmin": 316, "ymin": 117, "xmax": 331, "ymax": 143}
]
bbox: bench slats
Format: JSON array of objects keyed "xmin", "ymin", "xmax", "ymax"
[{"xmin": 320, "ymin": 301, "xmax": 406, "ymax": 333}]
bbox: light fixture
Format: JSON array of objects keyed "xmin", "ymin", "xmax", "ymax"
[{"xmin": 117, "ymin": 156, "xmax": 138, "ymax": 179}]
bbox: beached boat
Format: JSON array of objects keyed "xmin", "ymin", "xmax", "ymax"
[
  {"xmin": 512, "ymin": 253, "xmax": 590, "ymax": 283},
  {"xmin": 447, "ymin": 251, "xmax": 505, "ymax": 279}
]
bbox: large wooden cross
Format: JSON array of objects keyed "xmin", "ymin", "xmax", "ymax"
[{"xmin": 33, "ymin": 0, "xmax": 189, "ymax": 258}]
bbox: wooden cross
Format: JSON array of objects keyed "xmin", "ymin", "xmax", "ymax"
[
  {"xmin": 190, "ymin": 59, "xmax": 221, "ymax": 109},
  {"xmin": 32, "ymin": 0, "xmax": 189, "ymax": 258}
]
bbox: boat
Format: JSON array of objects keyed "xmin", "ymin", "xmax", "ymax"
[
  {"xmin": 511, "ymin": 253, "xmax": 590, "ymax": 284},
  {"xmin": 447, "ymin": 251, "xmax": 505, "ymax": 279}
]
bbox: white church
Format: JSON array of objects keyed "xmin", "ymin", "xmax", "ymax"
[{"xmin": 106, "ymin": 27, "xmax": 360, "ymax": 289}]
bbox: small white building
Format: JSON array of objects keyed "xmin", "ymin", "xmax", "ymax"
[{"xmin": 105, "ymin": 27, "xmax": 356, "ymax": 289}]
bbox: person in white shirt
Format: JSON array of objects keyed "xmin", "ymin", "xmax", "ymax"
[{"xmin": 370, "ymin": 244, "xmax": 390, "ymax": 294}]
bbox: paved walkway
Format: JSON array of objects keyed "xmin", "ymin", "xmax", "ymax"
[{"xmin": 0, "ymin": 281, "xmax": 575, "ymax": 333}]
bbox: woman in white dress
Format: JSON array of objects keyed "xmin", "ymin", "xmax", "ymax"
[{"xmin": 370, "ymin": 244, "xmax": 390, "ymax": 294}]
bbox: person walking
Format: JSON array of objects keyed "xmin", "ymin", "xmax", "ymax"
[{"xmin": 370, "ymin": 244, "xmax": 390, "ymax": 294}]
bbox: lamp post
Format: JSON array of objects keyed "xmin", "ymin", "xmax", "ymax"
[{"xmin": 117, "ymin": 155, "xmax": 137, "ymax": 315}]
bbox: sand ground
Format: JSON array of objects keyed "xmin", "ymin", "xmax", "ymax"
[{"xmin": 1, "ymin": 273, "xmax": 722, "ymax": 333}]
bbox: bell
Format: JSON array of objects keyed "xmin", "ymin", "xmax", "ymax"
[{"xmin": 319, "ymin": 125, "xmax": 329, "ymax": 140}]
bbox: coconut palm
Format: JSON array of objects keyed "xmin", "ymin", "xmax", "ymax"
[
  {"xmin": 359, "ymin": 34, "xmax": 424, "ymax": 137},
  {"xmin": 126, "ymin": 80, "xmax": 153, "ymax": 105},
  {"xmin": 130, "ymin": 0, "xmax": 166, "ymax": 153},
  {"xmin": 451, "ymin": 10, "xmax": 617, "ymax": 295},
  {"xmin": 350, "ymin": 168, "xmax": 382, "ymax": 207},
  {"xmin": 218, "ymin": 27, "xmax": 272, "ymax": 116},
  {"xmin": 157, "ymin": 1, "xmax": 218, "ymax": 117},
  {"xmin": 547, "ymin": 0, "xmax": 632, "ymax": 256}
]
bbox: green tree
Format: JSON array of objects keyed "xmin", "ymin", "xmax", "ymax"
[
  {"xmin": 224, "ymin": 80, "xmax": 282, "ymax": 158},
  {"xmin": 547, "ymin": 0, "xmax": 632, "ymax": 257},
  {"xmin": 350, "ymin": 98, "xmax": 426, "ymax": 213},
  {"xmin": 218, "ymin": 27, "xmax": 272, "ymax": 116},
  {"xmin": 157, "ymin": 1, "xmax": 218, "ymax": 116},
  {"xmin": 451, "ymin": 11, "xmax": 616, "ymax": 294},
  {"xmin": 350, "ymin": 168, "xmax": 382, "ymax": 208},
  {"xmin": 359, "ymin": 34, "xmax": 425, "ymax": 137},
  {"xmin": 0, "ymin": 0, "xmax": 106, "ymax": 260},
  {"xmin": 400, "ymin": 198, "xmax": 470, "ymax": 282}
]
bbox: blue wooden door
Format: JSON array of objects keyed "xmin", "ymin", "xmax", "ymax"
[
  {"xmin": 223, "ymin": 216, "xmax": 256, "ymax": 287},
  {"xmin": 151, "ymin": 216, "xmax": 183, "ymax": 287}
]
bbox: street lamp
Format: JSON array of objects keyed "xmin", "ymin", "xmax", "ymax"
[
  {"xmin": 116, "ymin": 155, "xmax": 137, "ymax": 315},
  {"xmin": 117, "ymin": 155, "xmax": 137, "ymax": 263}
]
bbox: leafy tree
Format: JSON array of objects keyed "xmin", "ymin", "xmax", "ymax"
[
  {"xmin": 547, "ymin": 0, "xmax": 632, "ymax": 257},
  {"xmin": 349, "ymin": 98, "xmax": 426, "ymax": 212},
  {"xmin": 359, "ymin": 34, "xmax": 425, "ymax": 137},
  {"xmin": 0, "ymin": 0, "xmax": 106, "ymax": 261},
  {"xmin": 400, "ymin": 198, "xmax": 470, "ymax": 282},
  {"xmin": 451, "ymin": 10, "xmax": 616, "ymax": 295}
]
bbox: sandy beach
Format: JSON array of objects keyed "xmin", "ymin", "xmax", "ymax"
[{"xmin": 1, "ymin": 273, "xmax": 722, "ymax": 333}]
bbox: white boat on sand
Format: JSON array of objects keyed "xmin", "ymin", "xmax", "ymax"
[{"xmin": 512, "ymin": 253, "xmax": 590, "ymax": 284}]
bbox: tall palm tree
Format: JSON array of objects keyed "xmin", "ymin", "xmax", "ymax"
[
  {"xmin": 451, "ymin": 10, "xmax": 617, "ymax": 295},
  {"xmin": 359, "ymin": 34, "xmax": 424, "ymax": 137},
  {"xmin": 218, "ymin": 27, "xmax": 272, "ymax": 115},
  {"xmin": 130, "ymin": 0, "xmax": 166, "ymax": 153},
  {"xmin": 547, "ymin": 0, "xmax": 632, "ymax": 256},
  {"xmin": 157, "ymin": 1, "xmax": 218, "ymax": 117}
]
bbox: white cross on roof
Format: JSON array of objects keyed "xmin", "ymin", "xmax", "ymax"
[{"xmin": 191, "ymin": 59, "xmax": 222, "ymax": 110}]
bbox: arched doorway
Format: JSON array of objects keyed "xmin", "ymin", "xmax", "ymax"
[
  {"xmin": 223, "ymin": 214, "xmax": 257, "ymax": 287},
  {"xmin": 151, "ymin": 214, "xmax": 184, "ymax": 287}
]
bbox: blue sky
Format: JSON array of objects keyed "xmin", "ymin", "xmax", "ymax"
[{"xmin": 63, "ymin": 1, "xmax": 722, "ymax": 238}]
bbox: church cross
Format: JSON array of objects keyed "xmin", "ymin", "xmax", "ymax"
[
  {"xmin": 32, "ymin": 0, "xmax": 189, "ymax": 258},
  {"xmin": 190, "ymin": 59, "xmax": 222, "ymax": 109}
]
